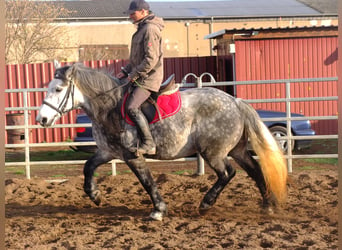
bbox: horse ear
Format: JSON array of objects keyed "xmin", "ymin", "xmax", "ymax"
[
  {"xmin": 65, "ymin": 65, "xmax": 73, "ymax": 81},
  {"xmin": 65, "ymin": 63, "xmax": 79, "ymax": 81},
  {"xmin": 53, "ymin": 60, "xmax": 61, "ymax": 69}
]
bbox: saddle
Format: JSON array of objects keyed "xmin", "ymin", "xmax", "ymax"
[{"xmin": 121, "ymin": 74, "xmax": 181, "ymax": 125}]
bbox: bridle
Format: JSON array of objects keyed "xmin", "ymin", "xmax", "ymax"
[{"xmin": 43, "ymin": 75, "xmax": 75, "ymax": 116}]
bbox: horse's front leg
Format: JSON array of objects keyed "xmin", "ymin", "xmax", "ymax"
[
  {"xmin": 126, "ymin": 156, "xmax": 167, "ymax": 221},
  {"xmin": 83, "ymin": 151, "xmax": 113, "ymax": 206}
]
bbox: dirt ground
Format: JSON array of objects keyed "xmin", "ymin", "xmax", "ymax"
[{"xmin": 5, "ymin": 142, "xmax": 338, "ymax": 249}]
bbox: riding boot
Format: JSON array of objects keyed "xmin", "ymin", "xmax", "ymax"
[{"xmin": 128, "ymin": 109, "xmax": 156, "ymax": 155}]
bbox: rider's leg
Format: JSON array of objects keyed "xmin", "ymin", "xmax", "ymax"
[
  {"xmin": 128, "ymin": 108, "xmax": 156, "ymax": 155},
  {"xmin": 127, "ymin": 87, "xmax": 156, "ymax": 155}
]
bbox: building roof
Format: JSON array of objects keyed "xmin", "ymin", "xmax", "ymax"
[
  {"xmin": 204, "ymin": 25, "xmax": 338, "ymax": 39},
  {"xmin": 296, "ymin": 0, "xmax": 338, "ymax": 15},
  {"xmin": 43, "ymin": 0, "xmax": 337, "ymax": 21},
  {"xmin": 50, "ymin": 0, "xmax": 129, "ymax": 19},
  {"xmin": 149, "ymin": 0, "xmax": 320, "ymax": 19}
]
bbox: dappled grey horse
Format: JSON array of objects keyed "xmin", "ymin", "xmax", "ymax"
[{"xmin": 36, "ymin": 63, "xmax": 287, "ymax": 221}]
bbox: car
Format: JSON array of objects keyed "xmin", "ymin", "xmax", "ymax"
[
  {"xmin": 72, "ymin": 112, "xmax": 97, "ymax": 153},
  {"xmin": 255, "ymin": 109, "xmax": 315, "ymax": 152},
  {"xmin": 73, "ymin": 109, "xmax": 315, "ymax": 154}
]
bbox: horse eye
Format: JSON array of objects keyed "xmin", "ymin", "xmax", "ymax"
[{"xmin": 55, "ymin": 86, "xmax": 63, "ymax": 92}]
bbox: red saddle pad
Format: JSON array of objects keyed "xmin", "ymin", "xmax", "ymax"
[{"xmin": 121, "ymin": 91, "xmax": 182, "ymax": 126}]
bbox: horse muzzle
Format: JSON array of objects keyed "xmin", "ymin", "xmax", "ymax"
[{"xmin": 36, "ymin": 112, "xmax": 59, "ymax": 127}]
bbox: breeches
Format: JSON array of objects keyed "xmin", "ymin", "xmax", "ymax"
[{"xmin": 127, "ymin": 86, "xmax": 151, "ymax": 111}]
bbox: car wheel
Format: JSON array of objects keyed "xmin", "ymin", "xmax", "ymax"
[{"xmin": 269, "ymin": 126, "xmax": 295, "ymax": 153}]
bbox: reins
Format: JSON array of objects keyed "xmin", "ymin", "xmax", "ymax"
[{"xmin": 91, "ymin": 78, "xmax": 130, "ymax": 101}]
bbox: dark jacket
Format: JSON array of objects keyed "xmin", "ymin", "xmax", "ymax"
[{"xmin": 124, "ymin": 14, "xmax": 164, "ymax": 92}]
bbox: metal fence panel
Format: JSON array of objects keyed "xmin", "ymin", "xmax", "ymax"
[{"xmin": 5, "ymin": 76, "xmax": 338, "ymax": 178}]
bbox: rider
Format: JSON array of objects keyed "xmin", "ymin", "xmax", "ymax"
[{"xmin": 116, "ymin": 0, "xmax": 164, "ymax": 155}]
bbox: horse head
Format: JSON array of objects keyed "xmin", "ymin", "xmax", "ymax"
[{"xmin": 36, "ymin": 62, "xmax": 85, "ymax": 127}]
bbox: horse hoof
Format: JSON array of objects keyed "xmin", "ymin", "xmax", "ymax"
[
  {"xmin": 199, "ymin": 201, "xmax": 212, "ymax": 210},
  {"xmin": 149, "ymin": 211, "xmax": 163, "ymax": 221},
  {"xmin": 199, "ymin": 203, "xmax": 212, "ymax": 215},
  {"xmin": 199, "ymin": 206, "xmax": 212, "ymax": 215},
  {"xmin": 91, "ymin": 190, "xmax": 101, "ymax": 206},
  {"xmin": 261, "ymin": 205, "xmax": 275, "ymax": 215},
  {"xmin": 264, "ymin": 207, "xmax": 275, "ymax": 215}
]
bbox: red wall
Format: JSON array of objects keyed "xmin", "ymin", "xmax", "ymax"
[{"xmin": 235, "ymin": 37, "xmax": 338, "ymax": 134}]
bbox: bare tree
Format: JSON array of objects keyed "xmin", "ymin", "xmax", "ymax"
[
  {"xmin": 79, "ymin": 45, "xmax": 129, "ymax": 61},
  {"xmin": 5, "ymin": 0, "xmax": 73, "ymax": 64}
]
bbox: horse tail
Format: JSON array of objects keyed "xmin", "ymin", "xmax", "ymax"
[{"xmin": 237, "ymin": 99, "xmax": 287, "ymax": 204}]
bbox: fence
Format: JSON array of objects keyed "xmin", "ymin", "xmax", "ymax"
[{"xmin": 5, "ymin": 75, "xmax": 338, "ymax": 179}]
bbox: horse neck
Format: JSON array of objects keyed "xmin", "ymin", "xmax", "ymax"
[{"xmin": 80, "ymin": 81, "xmax": 127, "ymax": 126}]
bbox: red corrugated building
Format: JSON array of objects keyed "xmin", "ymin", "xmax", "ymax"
[{"xmin": 206, "ymin": 26, "xmax": 338, "ymax": 135}]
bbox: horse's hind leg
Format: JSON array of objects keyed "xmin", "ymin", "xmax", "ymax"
[
  {"xmin": 199, "ymin": 156, "xmax": 236, "ymax": 211},
  {"xmin": 229, "ymin": 146, "xmax": 276, "ymax": 208},
  {"xmin": 125, "ymin": 155, "xmax": 167, "ymax": 221}
]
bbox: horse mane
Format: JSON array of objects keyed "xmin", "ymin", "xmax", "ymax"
[{"xmin": 70, "ymin": 63, "xmax": 124, "ymax": 119}]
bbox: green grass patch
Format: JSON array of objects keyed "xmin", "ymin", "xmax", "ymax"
[
  {"xmin": 5, "ymin": 167, "xmax": 25, "ymax": 175},
  {"xmin": 119, "ymin": 170, "xmax": 132, "ymax": 175},
  {"xmin": 296, "ymin": 165, "xmax": 323, "ymax": 171},
  {"xmin": 100, "ymin": 170, "xmax": 132, "ymax": 176},
  {"xmin": 5, "ymin": 149, "xmax": 92, "ymax": 162},
  {"xmin": 14, "ymin": 170, "xmax": 25, "ymax": 175},
  {"xmin": 172, "ymin": 170, "xmax": 193, "ymax": 175},
  {"xmin": 50, "ymin": 174, "xmax": 67, "ymax": 178},
  {"xmin": 302, "ymin": 158, "xmax": 338, "ymax": 165},
  {"xmin": 33, "ymin": 150, "xmax": 92, "ymax": 161}
]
